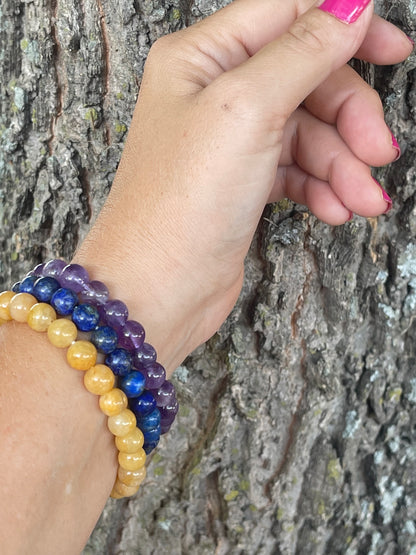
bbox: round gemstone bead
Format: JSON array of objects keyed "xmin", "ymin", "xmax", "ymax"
[
  {"xmin": 111, "ymin": 479, "xmax": 140, "ymax": 499},
  {"xmin": 115, "ymin": 427, "xmax": 144, "ymax": 453},
  {"xmin": 100, "ymin": 299, "xmax": 128, "ymax": 330},
  {"xmin": 32, "ymin": 277, "xmax": 60, "ymax": 302},
  {"xmin": 118, "ymin": 448, "xmax": 146, "ymax": 471},
  {"xmin": 91, "ymin": 326, "xmax": 118, "ymax": 354},
  {"xmin": 143, "ymin": 440, "xmax": 159, "ymax": 454},
  {"xmin": 107, "ymin": 408, "xmax": 137, "ymax": 437},
  {"xmin": 159, "ymin": 398, "xmax": 179, "ymax": 427},
  {"xmin": 143, "ymin": 425, "xmax": 161, "ymax": 445},
  {"xmin": 133, "ymin": 342, "xmax": 157, "ymax": 368},
  {"xmin": 0, "ymin": 291, "xmax": 15, "ymax": 320},
  {"xmin": 50, "ymin": 288, "xmax": 79, "ymax": 316},
  {"xmin": 31, "ymin": 263, "xmax": 45, "ymax": 276},
  {"xmin": 118, "ymin": 320, "xmax": 145, "ymax": 351},
  {"xmin": 119, "ymin": 371, "xmax": 146, "ymax": 398},
  {"xmin": 27, "ymin": 303, "xmax": 57, "ymax": 332},
  {"xmin": 12, "ymin": 282, "xmax": 21, "ymax": 293},
  {"xmin": 47, "ymin": 319, "xmax": 78, "ymax": 348},
  {"xmin": 152, "ymin": 380, "xmax": 176, "ymax": 408},
  {"xmin": 78, "ymin": 280, "xmax": 109, "ymax": 306},
  {"xmin": 19, "ymin": 276, "xmax": 37, "ymax": 295},
  {"xmin": 117, "ymin": 465, "xmax": 146, "ymax": 487},
  {"xmin": 9, "ymin": 293, "xmax": 37, "ymax": 322},
  {"xmin": 99, "ymin": 388, "xmax": 128, "ymax": 416},
  {"xmin": 84, "ymin": 364, "xmax": 115, "ymax": 395},
  {"xmin": 72, "ymin": 304, "xmax": 99, "ymax": 331},
  {"xmin": 137, "ymin": 408, "xmax": 161, "ymax": 432},
  {"xmin": 67, "ymin": 340, "xmax": 97, "ymax": 371},
  {"xmin": 143, "ymin": 362, "xmax": 166, "ymax": 390},
  {"xmin": 129, "ymin": 391, "xmax": 157, "ymax": 418},
  {"xmin": 42, "ymin": 259, "xmax": 67, "ymax": 278},
  {"xmin": 59, "ymin": 264, "xmax": 90, "ymax": 293},
  {"xmin": 105, "ymin": 348, "xmax": 133, "ymax": 376}
]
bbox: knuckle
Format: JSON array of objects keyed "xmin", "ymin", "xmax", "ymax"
[{"xmin": 287, "ymin": 16, "xmax": 331, "ymax": 55}]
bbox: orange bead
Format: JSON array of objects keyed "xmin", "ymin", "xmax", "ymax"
[
  {"xmin": 27, "ymin": 303, "xmax": 57, "ymax": 332},
  {"xmin": 66, "ymin": 340, "xmax": 97, "ymax": 371},
  {"xmin": 0, "ymin": 291, "xmax": 15, "ymax": 321},
  {"xmin": 99, "ymin": 388, "xmax": 128, "ymax": 416},
  {"xmin": 84, "ymin": 364, "xmax": 115, "ymax": 395},
  {"xmin": 118, "ymin": 465, "xmax": 146, "ymax": 487},
  {"xmin": 118, "ymin": 448, "xmax": 146, "ymax": 471},
  {"xmin": 115, "ymin": 427, "xmax": 144, "ymax": 453},
  {"xmin": 108, "ymin": 409, "xmax": 137, "ymax": 437},
  {"xmin": 47, "ymin": 319, "xmax": 78, "ymax": 348},
  {"xmin": 9, "ymin": 293, "xmax": 38, "ymax": 322},
  {"xmin": 110, "ymin": 478, "xmax": 140, "ymax": 499}
]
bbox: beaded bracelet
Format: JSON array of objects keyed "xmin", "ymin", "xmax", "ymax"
[{"xmin": 1, "ymin": 259, "xmax": 179, "ymax": 499}]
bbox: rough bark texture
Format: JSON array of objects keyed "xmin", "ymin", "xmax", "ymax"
[{"xmin": 1, "ymin": 1, "xmax": 416, "ymax": 553}]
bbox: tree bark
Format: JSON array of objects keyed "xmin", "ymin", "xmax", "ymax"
[{"xmin": 1, "ymin": 1, "xmax": 415, "ymax": 553}]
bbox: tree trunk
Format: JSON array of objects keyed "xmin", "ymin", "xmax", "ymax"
[{"xmin": 1, "ymin": 1, "xmax": 415, "ymax": 553}]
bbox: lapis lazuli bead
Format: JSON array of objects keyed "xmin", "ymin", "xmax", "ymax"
[
  {"xmin": 19, "ymin": 275, "xmax": 37, "ymax": 294},
  {"xmin": 138, "ymin": 408, "xmax": 161, "ymax": 431},
  {"xmin": 72, "ymin": 303, "xmax": 100, "ymax": 332},
  {"xmin": 91, "ymin": 326, "xmax": 119, "ymax": 354},
  {"xmin": 51, "ymin": 288, "xmax": 79, "ymax": 316},
  {"xmin": 12, "ymin": 282, "xmax": 21, "ymax": 293},
  {"xmin": 105, "ymin": 348, "xmax": 133, "ymax": 376},
  {"xmin": 33, "ymin": 276, "xmax": 60, "ymax": 302},
  {"xmin": 142, "ymin": 424, "xmax": 161, "ymax": 444},
  {"xmin": 129, "ymin": 391, "xmax": 157, "ymax": 418},
  {"xmin": 133, "ymin": 342, "xmax": 157, "ymax": 369},
  {"xmin": 143, "ymin": 440, "xmax": 159, "ymax": 455},
  {"xmin": 120, "ymin": 371, "xmax": 146, "ymax": 398}
]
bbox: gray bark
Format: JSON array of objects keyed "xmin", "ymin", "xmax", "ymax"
[{"xmin": 1, "ymin": 1, "xmax": 416, "ymax": 553}]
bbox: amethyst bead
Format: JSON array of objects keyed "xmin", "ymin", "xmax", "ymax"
[
  {"xmin": 118, "ymin": 320, "xmax": 145, "ymax": 352},
  {"xmin": 152, "ymin": 381, "xmax": 176, "ymax": 408},
  {"xmin": 133, "ymin": 343, "xmax": 157, "ymax": 369},
  {"xmin": 100, "ymin": 299, "xmax": 128, "ymax": 330},
  {"xmin": 30, "ymin": 263, "xmax": 45, "ymax": 276},
  {"xmin": 78, "ymin": 280, "xmax": 109, "ymax": 306},
  {"xmin": 143, "ymin": 362, "xmax": 166, "ymax": 390},
  {"xmin": 59, "ymin": 264, "xmax": 90, "ymax": 293},
  {"xmin": 42, "ymin": 259, "xmax": 67, "ymax": 278}
]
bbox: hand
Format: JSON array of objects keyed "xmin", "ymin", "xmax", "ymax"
[{"xmin": 75, "ymin": 0, "xmax": 413, "ymax": 372}]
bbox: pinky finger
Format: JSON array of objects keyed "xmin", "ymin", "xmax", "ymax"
[{"xmin": 272, "ymin": 165, "xmax": 353, "ymax": 226}]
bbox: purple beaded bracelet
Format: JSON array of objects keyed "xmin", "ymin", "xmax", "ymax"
[{"xmin": 14, "ymin": 259, "xmax": 179, "ymax": 453}]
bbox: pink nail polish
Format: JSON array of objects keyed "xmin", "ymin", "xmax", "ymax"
[
  {"xmin": 391, "ymin": 132, "xmax": 401, "ymax": 161},
  {"xmin": 347, "ymin": 211, "xmax": 354, "ymax": 222},
  {"xmin": 318, "ymin": 0, "xmax": 372, "ymax": 24},
  {"xmin": 372, "ymin": 178, "xmax": 392, "ymax": 214},
  {"xmin": 407, "ymin": 35, "xmax": 415, "ymax": 47}
]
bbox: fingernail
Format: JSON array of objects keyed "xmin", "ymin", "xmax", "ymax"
[
  {"xmin": 347, "ymin": 210, "xmax": 354, "ymax": 221},
  {"xmin": 391, "ymin": 132, "xmax": 401, "ymax": 161},
  {"xmin": 372, "ymin": 177, "xmax": 392, "ymax": 214},
  {"xmin": 407, "ymin": 35, "xmax": 415, "ymax": 47},
  {"xmin": 318, "ymin": 0, "xmax": 372, "ymax": 24}
]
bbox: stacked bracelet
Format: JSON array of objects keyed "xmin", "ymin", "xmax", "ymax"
[{"xmin": 1, "ymin": 259, "xmax": 179, "ymax": 499}]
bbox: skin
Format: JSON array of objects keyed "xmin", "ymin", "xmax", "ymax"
[{"xmin": 0, "ymin": 0, "xmax": 413, "ymax": 552}]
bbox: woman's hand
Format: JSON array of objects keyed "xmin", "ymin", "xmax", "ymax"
[{"xmin": 76, "ymin": 0, "xmax": 413, "ymax": 372}]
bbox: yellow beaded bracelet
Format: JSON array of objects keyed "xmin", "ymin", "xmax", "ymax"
[{"xmin": 0, "ymin": 291, "xmax": 147, "ymax": 499}]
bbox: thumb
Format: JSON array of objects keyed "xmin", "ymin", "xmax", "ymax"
[{"xmin": 218, "ymin": 0, "xmax": 374, "ymax": 122}]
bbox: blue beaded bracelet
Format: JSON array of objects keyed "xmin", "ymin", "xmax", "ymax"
[{"xmin": 13, "ymin": 259, "xmax": 179, "ymax": 453}]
